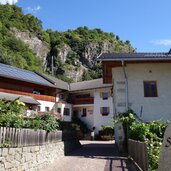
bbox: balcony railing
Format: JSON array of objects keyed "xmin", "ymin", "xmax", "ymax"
[{"xmin": 72, "ymin": 97, "xmax": 94, "ymax": 105}]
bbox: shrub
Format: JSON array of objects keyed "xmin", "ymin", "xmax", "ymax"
[
  {"xmin": 0, "ymin": 99, "xmax": 25, "ymax": 128},
  {"xmin": 115, "ymin": 110, "xmax": 169, "ymax": 171},
  {"xmin": 101, "ymin": 125, "xmax": 114, "ymax": 136},
  {"xmin": 24, "ymin": 113, "xmax": 59, "ymax": 132}
]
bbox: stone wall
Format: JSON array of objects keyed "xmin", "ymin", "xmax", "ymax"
[{"xmin": 0, "ymin": 142, "xmax": 64, "ymax": 171}]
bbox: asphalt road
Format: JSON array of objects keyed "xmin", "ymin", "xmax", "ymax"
[{"xmin": 42, "ymin": 141, "xmax": 137, "ymax": 171}]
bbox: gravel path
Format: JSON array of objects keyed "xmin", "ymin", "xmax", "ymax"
[{"xmin": 42, "ymin": 141, "xmax": 137, "ymax": 171}]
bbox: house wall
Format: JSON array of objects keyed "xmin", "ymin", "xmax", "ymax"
[
  {"xmin": 112, "ymin": 63, "xmax": 171, "ymax": 121},
  {"xmin": 93, "ymin": 88, "xmax": 114, "ymax": 133},
  {"xmin": 57, "ymin": 102, "xmax": 72, "ymax": 122},
  {"xmin": 37, "ymin": 100, "xmax": 55, "ymax": 112},
  {"xmin": 75, "ymin": 106, "xmax": 94, "ymax": 130},
  {"xmin": 73, "ymin": 88, "xmax": 114, "ymax": 133}
]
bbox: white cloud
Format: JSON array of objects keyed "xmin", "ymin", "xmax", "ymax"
[
  {"xmin": 0, "ymin": 0, "xmax": 18, "ymax": 5},
  {"xmin": 150, "ymin": 39, "xmax": 171, "ymax": 46},
  {"xmin": 26, "ymin": 5, "xmax": 41, "ymax": 14}
]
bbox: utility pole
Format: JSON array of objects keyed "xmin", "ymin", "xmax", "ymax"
[{"xmin": 51, "ymin": 56, "xmax": 54, "ymax": 76}]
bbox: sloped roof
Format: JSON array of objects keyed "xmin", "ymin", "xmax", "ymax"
[
  {"xmin": 38, "ymin": 73, "xmax": 69, "ymax": 90},
  {"xmin": 70, "ymin": 78, "xmax": 112, "ymax": 91},
  {"xmin": 98, "ymin": 52, "xmax": 171, "ymax": 61},
  {"xmin": 0, "ymin": 92, "xmax": 40, "ymax": 105},
  {"xmin": 0, "ymin": 63, "xmax": 56, "ymax": 88}
]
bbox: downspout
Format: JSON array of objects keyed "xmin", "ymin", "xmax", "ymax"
[{"xmin": 122, "ymin": 60, "xmax": 128, "ymax": 111}]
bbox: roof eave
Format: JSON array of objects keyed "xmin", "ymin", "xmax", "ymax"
[
  {"xmin": 0, "ymin": 74, "xmax": 56, "ymax": 88},
  {"xmin": 98, "ymin": 58, "xmax": 171, "ymax": 61}
]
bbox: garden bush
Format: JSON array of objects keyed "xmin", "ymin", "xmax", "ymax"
[
  {"xmin": 0, "ymin": 99, "xmax": 59, "ymax": 132},
  {"xmin": 0, "ymin": 99, "xmax": 25, "ymax": 128},
  {"xmin": 115, "ymin": 111, "xmax": 169, "ymax": 171},
  {"xmin": 101, "ymin": 125, "xmax": 114, "ymax": 136}
]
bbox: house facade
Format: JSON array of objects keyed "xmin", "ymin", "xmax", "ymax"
[
  {"xmin": 98, "ymin": 51, "xmax": 171, "ymax": 122},
  {"xmin": 0, "ymin": 63, "xmax": 72, "ymax": 120},
  {"xmin": 70, "ymin": 79, "xmax": 113, "ymax": 133},
  {"xmin": 0, "ymin": 63, "xmax": 113, "ymax": 131}
]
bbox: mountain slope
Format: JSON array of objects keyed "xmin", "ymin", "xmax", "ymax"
[{"xmin": 0, "ymin": 4, "xmax": 134, "ymax": 82}]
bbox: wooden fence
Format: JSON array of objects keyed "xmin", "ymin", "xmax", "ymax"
[
  {"xmin": 128, "ymin": 139, "xmax": 148, "ymax": 171},
  {"xmin": 0, "ymin": 127, "xmax": 63, "ymax": 147}
]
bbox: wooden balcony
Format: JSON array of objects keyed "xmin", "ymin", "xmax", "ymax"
[
  {"xmin": 0, "ymin": 88, "xmax": 55, "ymax": 102},
  {"xmin": 72, "ymin": 97, "xmax": 94, "ymax": 105}
]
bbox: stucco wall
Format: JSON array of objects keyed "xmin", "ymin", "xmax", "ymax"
[
  {"xmin": 112, "ymin": 63, "xmax": 171, "ymax": 121},
  {"xmin": 74, "ymin": 88, "xmax": 114, "ymax": 133},
  {"xmin": 37, "ymin": 100, "xmax": 55, "ymax": 112},
  {"xmin": 76, "ymin": 106, "xmax": 94, "ymax": 130},
  {"xmin": 93, "ymin": 88, "xmax": 114, "ymax": 133}
]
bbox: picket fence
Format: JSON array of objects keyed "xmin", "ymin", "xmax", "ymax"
[{"xmin": 0, "ymin": 127, "xmax": 63, "ymax": 147}]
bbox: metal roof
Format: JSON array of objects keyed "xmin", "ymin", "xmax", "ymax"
[
  {"xmin": 70, "ymin": 78, "xmax": 112, "ymax": 92},
  {"xmin": 0, "ymin": 63, "xmax": 56, "ymax": 88},
  {"xmin": 98, "ymin": 52, "xmax": 171, "ymax": 61},
  {"xmin": 0, "ymin": 92, "xmax": 40, "ymax": 105},
  {"xmin": 38, "ymin": 73, "xmax": 69, "ymax": 90}
]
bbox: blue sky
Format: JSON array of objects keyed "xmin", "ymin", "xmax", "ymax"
[{"xmin": 1, "ymin": 0, "xmax": 171, "ymax": 52}]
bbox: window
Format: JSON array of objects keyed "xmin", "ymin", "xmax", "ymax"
[
  {"xmin": 144, "ymin": 81, "xmax": 158, "ymax": 97},
  {"xmin": 82, "ymin": 108, "xmax": 87, "ymax": 117},
  {"xmin": 100, "ymin": 107, "xmax": 110, "ymax": 116},
  {"xmin": 64, "ymin": 108, "xmax": 70, "ymax": 116},
  {"xmin": 45, "ymin": 107, "xmax": 50, "ymax": 112},
  {"xmin": 37, "ymin": 106, "xmax": 41, "ymax": 112},
  {"xmin": 76, "ymin": 94, "xmax": 90, "ymax": 98},
  {"xmin": 57, "ymin": 108, "xmax": 61, "ymax": 114},
  {"xmin": 33, "ymin": 89, "xmax": 44, "ymax": 95},
  {"xmin": 102, "ymin": 92, "xmax": 109, "ymax": 100},
  {"xmin": 59, "ymin": 94, "xmax": 64, "ymax": 100}
]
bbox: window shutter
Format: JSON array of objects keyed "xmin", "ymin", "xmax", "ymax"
[{"xmin": 100, "ymin": 92, "xmax": 103, "ymax": 98}]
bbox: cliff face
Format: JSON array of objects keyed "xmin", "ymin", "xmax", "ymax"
[
  {"xmin": 10, "ymin": 28, "xmax": 133, "ymax": 82},
  {"xmin": 10, "ymin": 28, "xmax": 50, "ymax": 69}
]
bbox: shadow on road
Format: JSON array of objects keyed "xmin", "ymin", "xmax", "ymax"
[{"xmin": 67, "ymin": 141, "xmax": 136, "ymax": 171}]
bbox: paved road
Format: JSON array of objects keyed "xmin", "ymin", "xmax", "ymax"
[{"xmin": 42, "ymin": 141, "xmax": 137, "ymax": 171}]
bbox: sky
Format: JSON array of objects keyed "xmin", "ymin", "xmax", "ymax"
[{"xmin": 1, "ymin": 0, "xmax": 171, "ymax": 52}]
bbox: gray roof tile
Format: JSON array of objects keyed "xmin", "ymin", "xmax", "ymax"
[
  {"xmin": 0, "ymin": 63, "xmax": 55, "ymax": 87},
  {"xmin": 98, "ymin": 52, "xmax": 171, "ymax": 61},
  {"xmin": 70, "ymin": 78, "xmax": 112, "ymax": 91}
]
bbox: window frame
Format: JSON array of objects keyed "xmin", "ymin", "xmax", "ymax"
[
  {"xmin": 82, "ymin": 108, "xmax": 87, "ymax": 117},
  {"xmin": 143, "ymin": 81, "xmax": 158, "ymax": 97},
  {"xmin": 45, "ymin": 107, "xmax": 50, "ymax": 112},
  {"xmin": 101, "ymin": 107, "xmax": 110, "ymax": 116},
  {"xmin": 64, "ymin": 108, "xmax": 70, "ymax": 116},
  {"xmin": 102, "ymin": 92, "xmax": 109, "ymax": 100}
]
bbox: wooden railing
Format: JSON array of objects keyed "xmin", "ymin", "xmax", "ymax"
[
  {"xmin": 128, "ymin": 139, "xmax": 148, "ymax": 171},
  {"xmin": 72, "ymin": 97, "xmax": 94, "ymax": 105},
  {"xmin": 0, "ymin": 88, "xmax": 55, "ymax": 102}
]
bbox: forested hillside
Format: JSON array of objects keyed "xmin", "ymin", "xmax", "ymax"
[{"xmin": 0, "ymin": 4, "xmax": 134, "ymax": 82}]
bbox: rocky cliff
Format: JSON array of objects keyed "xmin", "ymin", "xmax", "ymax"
[{"xmin": 10, "ymin": 28, "xmax": 50, "ymax": 69}]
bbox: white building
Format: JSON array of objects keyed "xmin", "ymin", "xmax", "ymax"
[
  {"xmin": 98, "ymin": 51, "xmax": 171, "ymax": 122},
  {"xmin": 70, "ymin": 79, "xmax": 114, "ymax": 133},
  {"xmin": 0, "ymin": 63, "xmax": 114, "ymax": 129}
]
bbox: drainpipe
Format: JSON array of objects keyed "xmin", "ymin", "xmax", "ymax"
[{"xmin": 122, "ymin": 60, "xmax": 128, "ymax": 112}]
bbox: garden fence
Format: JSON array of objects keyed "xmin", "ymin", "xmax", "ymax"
[
  {"xmin": 128, "ymin": 139, "xmax": 148, "ymax": 171},
  {"xmin": 0, "ymin": 127, "xmax": 63, "ymax": 147}
]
